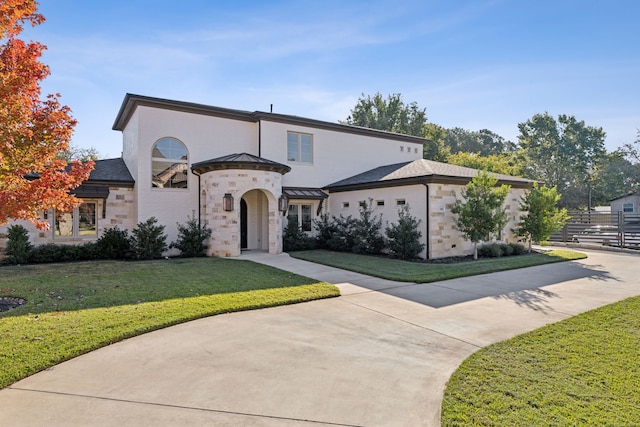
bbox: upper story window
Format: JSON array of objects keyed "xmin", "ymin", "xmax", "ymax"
[
  {"xmin": 152, "ymin": 137, "xmax": 188, "ymax": 188},
  {"xmin": 287, "ymin": 131, "xmax": 313, "ymax": 164}
]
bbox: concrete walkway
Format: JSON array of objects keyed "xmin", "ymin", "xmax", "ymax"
[{"xmin": 1, "ymin": 248, "xmax": 639, "ymax": 426}]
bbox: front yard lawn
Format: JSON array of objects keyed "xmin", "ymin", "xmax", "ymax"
[
  {"xmin": 0, "ymin": 258, "xmax": 338, "ymax": 388},
  {"xmin": 442, "ymin": 295, "xmax": 640, "ymax": 426},
  {"xmin": 289, "ymin": 249, "xmax": 586, "ymax": 282}
]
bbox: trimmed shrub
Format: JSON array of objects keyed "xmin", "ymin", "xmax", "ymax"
[
  {"xmin": 130, "ymin": 217, "xmax": 167, "ymax": 260},
  {"xmin": 283, "ymin": 214, "xmax": 316, "ymax": 251},
  {"xmin": 508, "ymin": 242, "xmax": 526, "ymax": 255},
  {"xmin": 325, "ymin": 214, "xmax": 358, "ymax": 252},
  {"xmin": 170, "ymin": 217, "xmax": 212, "ymax": 257},
  {"xmin": 96, "ymin": 227, "xmax": 131, "ymax": 259},
  {"xmin": 501, "ymin": 242, "xmax": 514, "ymax": 256},
  {"xmin": 385, "ymin": 205, "xmax": 425, "ymax": 260},
  {"xmin": 478, "ymin": 242, "xmax": 503, "ymax": 258},
  {"xmin": 4, "ymin": 224, "xmax": 33, "ymax": 264}
]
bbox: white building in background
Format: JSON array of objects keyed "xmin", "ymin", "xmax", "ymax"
[{"xmin": 0, "ymin": 94, "xmax": 534, "ymax": 259}]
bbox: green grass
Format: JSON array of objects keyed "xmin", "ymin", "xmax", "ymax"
[
  {"xmin": 441, "ymin": 296, "xmax": 640, "ymax": 426},
  {"xmin": 290, "ymin": 249, "xmax": 587, "ymax": 282},
  {"xmin": 0, "ymin": 258, "xmax": 339, "ymax": 389}
]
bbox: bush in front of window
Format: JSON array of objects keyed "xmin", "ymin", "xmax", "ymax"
[
  {"xmin": 385, "ymin": 205, "xmax": 425, "ymax": 260},
  {"xmin": 130, "ymin": 217, "xmax": 168, "ymax": 260},
  {"xmin": 283, "ymin": 214, "xmax": 316, "ymax": 251},
  {"xmin": 170, "ymin": 216, "xmax": 212, "ymax": 257},
  {"xmin": 96, "ymin": 226, "xmax": 132, "ymax": 259},
  {"xmin": 4, "ymin": 224, "xmax": 33, "ymax": 264},
  {"xmin": 313, "ymin": 213, "xmax": 338, "ymax": 249}
]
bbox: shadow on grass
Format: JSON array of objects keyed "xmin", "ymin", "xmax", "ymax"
[
  {"xmin": 0, "ymin": 257, "xmax": 324, "ymax": 318},
  {"xmin": 367, "ymin": 260, "xmax": 619, "ymax": 311}
]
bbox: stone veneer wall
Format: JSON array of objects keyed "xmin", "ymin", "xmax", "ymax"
[
  {"xmin": 0, "ymin": 186, "xmax": 135, "ymax": 257},
  {"xmin": 428, "ymin": 184, "xmax": 528, "ymax": 258},
  {"xmin": 200, "ymin": 169, "xmax": 284, "ymax": 257}
]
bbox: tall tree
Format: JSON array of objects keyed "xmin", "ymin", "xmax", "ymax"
[
  {"xmin": 422, "ymin": 123, "xmax": 450, "ymax": 161},
  {"xmin": 451, "ymin": 171, "xmax": 510, "ymax": 259},
  {"xmin": 342, "ymin": 92, "xmax": 427, "ymax": 137},
  {"xmin": 517, "ymin": 113, "xmax": 606, "ymax": 208},
  {"xmin": 516, "ymin": 183, "xmax": 569, "ymax": 252},
  {"xmin": 444, "ymin": 128, "xmax": 515, "ymax": 156},
  {"xmin": 0, "ymin": 0, "xmax": 92, "ymax": 228}
]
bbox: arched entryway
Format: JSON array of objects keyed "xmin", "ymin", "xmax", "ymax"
[
  {"xmin": 191, "ymin": 153, "xmax": 291, "ymax": 257},
  {"xmin": 241, "ymin": 189, "xmax": 269, "ymax": 251}
]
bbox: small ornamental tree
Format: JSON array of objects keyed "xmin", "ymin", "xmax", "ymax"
[
  {"xmin": 170, "ymin": 216, "xmax": 212, "ymax": 257},
  {"xmin": 0, "ymin": 1, "xmax": 93, "ymax": 228},
  {"xmin": 352, "ymin": 199, "xmax": 385, "ymax": 255},
  {"xmin": 385, "ymin": 205, "xmax": 425, "ymax": 260},
  {"xmin": 130, "ymin": 217, "xmax": 167, "ymax": 260},
  {"xmin": 283, "ymin": 214, "xmax": 315, "ymax": 251},
  {"xmin": 452, "ymin": 171, "xmax": 510, "ymax": 259},
  {"xmin": 516, "ymin": 183, "xmax": 569, "ymax": 252},
  {"xmin": 4, "ymin": 224, "xmax": 32, "ymax": 264}
]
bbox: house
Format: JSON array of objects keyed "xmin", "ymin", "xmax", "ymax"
[
  {"xmin": 610, "ymin": 193, "xmax": 639, "ymax": 214},
  {"xmin": 0, "ymin": 94, "xmax": 534, "ymax": 259}
]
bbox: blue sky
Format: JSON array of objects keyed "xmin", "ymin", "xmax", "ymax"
[{"xmin": 21, "ymin": 0, "xmax": 640, "ymax": 158}]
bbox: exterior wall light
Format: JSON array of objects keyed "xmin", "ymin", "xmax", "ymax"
[
  {"xmin": 278, "ymin": 195, "xmax": 289, "ymax": 215},
  {"xmin": 223, "ymin": 193, "xmax": 234, "ymax": 211}
]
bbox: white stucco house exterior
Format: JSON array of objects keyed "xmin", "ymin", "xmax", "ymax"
[{"xmin": 0, "ymin": 94, "xmax": 534, "ymax": 259}]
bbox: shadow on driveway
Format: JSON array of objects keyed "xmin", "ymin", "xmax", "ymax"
[{"xmin": 377, "ymin": 261, "xmax": 618, "ymax": 310}]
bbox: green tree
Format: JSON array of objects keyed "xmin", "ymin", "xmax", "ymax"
[
  {"xmin": 422, "ymin": 123, "xmax": 450, "ymax": 161},
  {"xmin": 452, "ymin": 171, "xmax": 510, "ymax": 259},
  {"xmin": 170, "ymin": 216, "xmax": 212, "ymax": 257},
  {"xmin": 385, "ymin": 205, "xmax": 425, "ymax": 260},
  {"xmin": 516, "ymin": 183, "xmax": 569, "ymax": 252},
  {"xmin": 444, "ymin": 128, "xmax": 515, "ymax": 156},
  {"xmin": 352, "ymin": 199, "xmax": 385, "ymax": 255},
  {"xmin": 447, "ymin": 152, "xmax": 523, "ymax": 176},
  {"xmin": 342, "ymin": 92, "xmax": 427, "ymax": 136},
  {"xmin": 517, "ymin": 113, "xmax": 606, "ymax": 208},
  {"xmin": 130, "ymin": 217, "xmax": 167, "ymax": 260}
]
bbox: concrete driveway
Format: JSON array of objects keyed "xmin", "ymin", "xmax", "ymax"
[{"xmin": 1, "ymin": 248, "xmax": 639, "ymax": 426}]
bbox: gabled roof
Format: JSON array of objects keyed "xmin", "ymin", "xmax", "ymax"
[
  {"xmin": 191, "ymin": 152, "xmax": 291, "ymax": 175},
  {"xmin": 610, "ymin": 192, "xmax": 639, "ymax": 202},
  {"xmin": 324, "ymin": 159, "xmax": 534, "ymax": 191},
  {"xmin": 112, "ymin": 93, "xmax": 427, "ymax": 145}
]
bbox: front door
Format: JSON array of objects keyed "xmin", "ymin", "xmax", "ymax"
[{"xmin": 240, "ymin": 198, "xmax": 248, "ymax": 249}]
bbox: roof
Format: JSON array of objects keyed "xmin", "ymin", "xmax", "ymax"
[
  {"xmin": 191, "ymin": 152, "xmax": 291, "ymax": 175},
  {"xmin": 88, "ymin": 158, "xmax": 135, "ymax": 185},
  {"xmin": 282, "ymin": 187, "xmax": 328, "ymax": 200},
  {"xmin": 324, "ymin": 159, "xmax": 534, "ymax": 191},
  {"xmin": 24, "ymin": 158, "xmax": 135, "ymax": 186},
  {"xmin": 112, "ymin": 93, "xmax": 427, "ymax": 146},
  {"xmin": 610, "ymin": 192, "xmax": 639, "ymax": 202}
]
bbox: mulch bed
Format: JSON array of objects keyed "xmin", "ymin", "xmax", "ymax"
[{"xmin": 0, "ymin": 297, "xmax": 25, "ymax": 312}]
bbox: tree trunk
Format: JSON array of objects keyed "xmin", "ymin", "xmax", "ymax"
[
  {"xmin": 528, "ymin": 238, "xmax": 532, "ymax": 253},
  {"xmin": 473, "ymin": 241, "xmax": 478, "ymax": 260}
]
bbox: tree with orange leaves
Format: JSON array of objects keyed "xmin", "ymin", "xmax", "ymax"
[{"xmin": 0, "ymin": 0, "xmax": 93, "ymax": 228}]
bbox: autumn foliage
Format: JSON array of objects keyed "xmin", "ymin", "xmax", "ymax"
[{"xmin": 0, "ymin": 0, "xmax": 93, "ymax": 228}]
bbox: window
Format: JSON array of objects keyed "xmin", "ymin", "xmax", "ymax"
[
  {"xmin": 287, "ymin": 132, "xmax": 313, "ymax": 163},
  {"xmin": 376, "ymin": 200, "xmax": 385, "ymax": 207},
  {"xmin": 288, "ymin": 204, "xmax": 312, "ymax": 231},
  {"xmin": 400, "ymin": 146, "xmax": 404, "ymax": 152},
  {"xmin": 359, "ymin": 201, "xmax": 366, "ymax": 208},
  {"xmin": 396, "ymin": 199, "xmax": 406, "ymax": 206},
  {"xmin": 623, "ymin": 203, "xmax": 634, "ymax": 213},
  {"xmin": 54, "ymin": 202, "xmax": 97, "ymax": 238},
  {"xmin": 152, "ymin": 137, "xmax": 188, "ymax": 188},
  {"xmin": 342, "ymin": 202, "xmax": 349, "ymax": 208}
]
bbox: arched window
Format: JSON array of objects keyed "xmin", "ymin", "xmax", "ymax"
[{"xmin": 151, "ymin": 138, "xmax": 188, "ymax": 188}]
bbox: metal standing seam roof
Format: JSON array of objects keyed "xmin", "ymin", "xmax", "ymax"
[
  {"xmin": 324, "ymin": 159, "xmax": 535, "ymax": 190},
  {"xmin": 191, "ymin": 153, "xmax": 292, "ymax": 175},
  {"xmin": 282, "ymin": 187, "xmax": 328, "ymax": 200}
]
